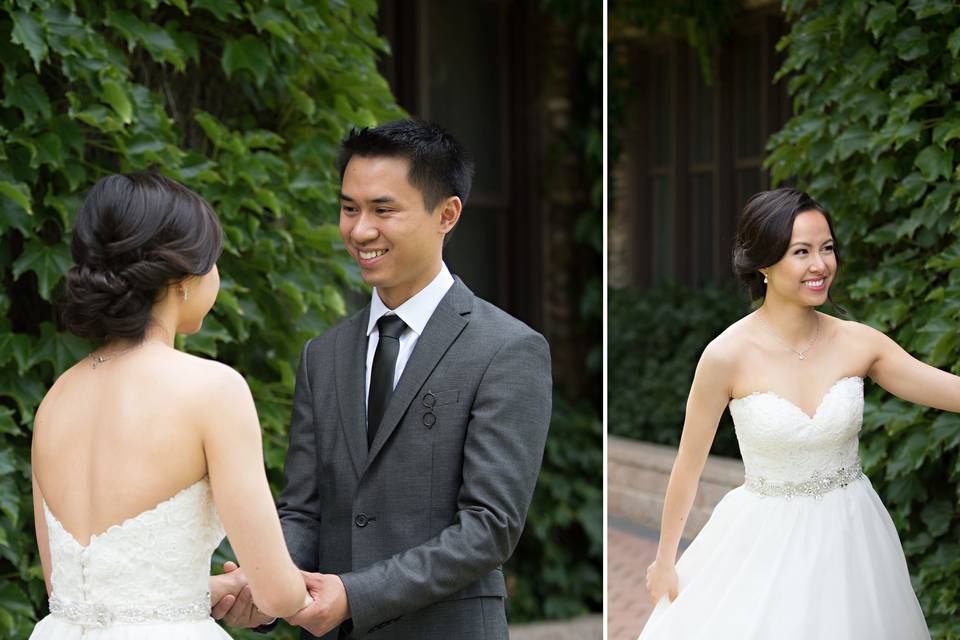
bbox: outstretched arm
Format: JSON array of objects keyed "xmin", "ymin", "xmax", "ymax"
[
  {"xmin": 861, "ymin": 324, "xmax": 960, "ymax": 413},
  {"xmin": 303, "ymin": 332, "xmax": 552, "ymax": 637},
  {"xmin": 211, "ymin": 340, "xmax": 322, "ymax": 630},
  {"xmin": 646, "ymin": 341, "xmax": 733, "ymax": 603},
  {"xmin": 202, "ymin": 364, "xmax": 310, "ymax": 619}
]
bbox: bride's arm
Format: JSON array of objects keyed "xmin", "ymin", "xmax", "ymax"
[
  {"xmin": 647, "ymin": 341, "xmax": 733, "ymax": 601},
  {"xmin": 856, "ymin": 322, "xmax": 960, "ymax": 412},
  {"xmin": 200, "ymin": 364, "xmax": 311, "ymax": 619}
]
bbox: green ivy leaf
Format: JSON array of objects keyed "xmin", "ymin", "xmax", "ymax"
[
  {"xmin": 101, "ymin": 79, "xmax": 133, "ymax": 124},
  {"xmin": 920, "ymin": 498, "xmax": 954, "ymax": 538},
  {"xmin": 9, "ymin": 10, "xmax": 48, "ymax": 71},
  {"xmin": 31, "ymin": 323, "xmax": 89, "ymax": 376},
  {"xmin": 893, "ymin": 172, "xmax": 927, "ymax": 204},
  {"xmin": 932, "ymin": 116, "xmax": 960, "ymax": 148},
  {"xmin": 0, "ymin": 181, "xmax": 33, "ymax": 216},
  {"xmin": 909, "ymin": 0, "xmax": 956, "ymax": 19},
  {"xmin": 915, "ymin": 145, "xmax": 954, "ymax": 181},
  {"xmin": 866, "ymin": 2, "xmax": 897, "ymax": 39},
  {"xmin": 893, "ymin": 26, "xmax": 931, "ymax": 61},
  {"xmin": 0, "ymin": 582, "xmax": 34, "ymax": 618},
  {"xmin": 11, "ymin": 240, "xmax": 72, "ymax": 301},
  {"xmin": 192, "ymin": 0, "xmax": 243, "ymax": 21},
  {"xmin": 2, "ymin": 73, "xmax": 52, "ymax": 127},
  {"xmin": 222, "ymin": 35, "xmax": 271, "ymax": 87},
  {"xmin": 949, "ymin": 27, "xmax": 960, "ymax": 58}
]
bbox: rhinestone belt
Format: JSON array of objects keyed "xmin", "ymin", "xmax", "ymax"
[
  {"xmin": 49, "ymin": 594, "xmax": 210, "ymax": 627},
  {"xmin": 744, "ymin": 462, "xmax": 863, "ymax": 499}
]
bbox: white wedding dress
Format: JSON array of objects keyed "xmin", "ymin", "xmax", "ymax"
[
  {"xmin": 30, "ymin": 477, "xmax": 230, "ymax": 638},
  {"xmin": 639, "ymin": 376, "xmax": 930, "ymax": 640}
]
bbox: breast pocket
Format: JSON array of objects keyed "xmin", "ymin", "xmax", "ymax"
[{"xmin": 419, "ymin": 389, "xmax": 461, "ymax": 430}]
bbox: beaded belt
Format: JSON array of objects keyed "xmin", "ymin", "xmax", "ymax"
[
  {"xmin": 744, "ymin": 462, "xmax": 863, "ymax": 499},
  {"xmin": 49, "ymin": 594, "xmax": 210, "ymax": 627}
]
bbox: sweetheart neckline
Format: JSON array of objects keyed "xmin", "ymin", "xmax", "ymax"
[
  {"xmin": 42, "ymin": 477, "xmax": 208, "ymax": 550},
  {"xmin": 729, "ymin": 376, "xmax": 863, "ymax": 422}
]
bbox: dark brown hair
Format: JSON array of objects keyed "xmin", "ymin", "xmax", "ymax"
[
  {"xmin": 733, "ymin": 188, "xmax": 841, "ymax": 301},
  {"xmin": 61, "ymin": 173, "xmax": 222, "ymax": 342}
]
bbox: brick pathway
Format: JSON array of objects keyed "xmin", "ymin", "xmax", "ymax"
[
  {"xmin": 509, "ymin": 614, "xmax": 601, "ymax": 639},
  {"xmin": 608, "ymin": 517, "xmax": 689, "ymax": 640}
]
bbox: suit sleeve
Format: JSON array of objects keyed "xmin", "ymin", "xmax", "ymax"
[
  {"xmin": 339, "ymin": 331, "xmax": 553, "ymax": 635},
  {"xmin": 276, "ymin": 339, "xmax": 322, "ymax": 571}
]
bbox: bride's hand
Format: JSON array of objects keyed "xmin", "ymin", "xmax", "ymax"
[{"xmin": 645, "ymin": 559, "xmax": 679, "ymax": 603}]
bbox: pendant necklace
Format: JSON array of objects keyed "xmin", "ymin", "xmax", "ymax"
[{"xmin": 758, "ymin": 312, "xmax": 820, "ymax": 361}]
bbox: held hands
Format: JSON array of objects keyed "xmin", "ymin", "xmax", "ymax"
[
  {"xmin": 285, "ymin": 572, "xmax": 351, "ymax": 637},
  {"xmin": 209, "ymin": 562, "xmax": 275, "ymax": 628},
  {"xmin": 645, "ymin": 558, "xmax": 679, "ymax": 604}
]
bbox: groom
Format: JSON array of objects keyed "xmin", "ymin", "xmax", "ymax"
[{"xmin": 213, "ymin": 120, "xmax": 552, "ymax": 639}]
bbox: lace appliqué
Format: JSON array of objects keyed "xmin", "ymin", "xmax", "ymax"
[
  {"xmin": 49, "ymin": 594, "xmax": 211, "ymax": 627},
  {"xmin": 745, "ymin": 462, "xmax": 863, "ymax": 499},
  {"xmin": 729, "ymin": 377, "xmax": 865, "ymax": 487},
  {"xmin": 43, "ymin": 478, "xmax": 225, "ymax": 628}
]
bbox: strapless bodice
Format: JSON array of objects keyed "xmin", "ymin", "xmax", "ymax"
[
  {"xmin": 43, "ymin": 478, "xmax": 225, "ymax": 626},
  {"xmin": 728, "ymin": 376, "xmax": 864, "ymax": 488}
]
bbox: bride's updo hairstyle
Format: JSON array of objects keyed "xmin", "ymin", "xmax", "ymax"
[
  {"xmin": 732, "ymin": 187, "xmax": 841, "ymax": 301},
  {"xmin": 61, "ymin": 172, "xmax": 222, "ymax": 342}
]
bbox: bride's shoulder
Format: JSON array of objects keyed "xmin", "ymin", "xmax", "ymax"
[
  {"xmin": 825, "ymin": 314, "xmax": 885, "ymax": 344},
  {"xmin": 697, "ymin": 324, "xmax": 747, "ymax": 381},
  {"xmin": 704, "ymin": 314, "xmax": 755, "ymax": 359},
  {"xmin": 152, "ymin": 349, "xmax": 252, "ymax": 406}
]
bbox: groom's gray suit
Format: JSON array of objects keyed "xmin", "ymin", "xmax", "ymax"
[{"xmin": 276, "ymin": 277, "xmax": 552, "ymax": 639}]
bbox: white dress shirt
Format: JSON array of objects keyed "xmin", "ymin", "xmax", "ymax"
[{"xmin": 365, "ymin": 263, "xmax": 455, "ymax": 414}]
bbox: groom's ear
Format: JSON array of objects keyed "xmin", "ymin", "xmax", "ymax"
[{"xmin": 437, "ymin": 195, "xmax": 462, "ymax": 237}]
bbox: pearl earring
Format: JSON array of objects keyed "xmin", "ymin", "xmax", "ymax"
[{"xmin": 763, "ymin": 274, "xmax": 768, "ymax": 284}]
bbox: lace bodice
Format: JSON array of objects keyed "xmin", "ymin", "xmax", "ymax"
[
  {"xmin": 729, "ymin": 376, "xmax": 863, "ymax": 487},
  {"xmin": 43, "ymin": 478, "xmax": 225, "ymax": 626}
]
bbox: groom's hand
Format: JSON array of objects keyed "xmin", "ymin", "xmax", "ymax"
[
  {"xmin": 210, "ymin": 561, "xmax": 245, "ymax": 615},
  {"xmin": 285, "ymin": 572, "xmax": 350, "ymax": 637},
  {"xmin": 211, "ymin": 562, "xmax": 274, "ymax": 628}
]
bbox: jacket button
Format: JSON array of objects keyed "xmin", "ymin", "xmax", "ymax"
[
  {"xmin": 422, "ymin": 392, "xmax": 436, "ymax": 408},
  {"xmin": 355, "ymin": 513, "xmax": 368, "ymax": 527},
  {"xmin": 423, "ymin": 412, "xmax": 436, "ymax": 428}
]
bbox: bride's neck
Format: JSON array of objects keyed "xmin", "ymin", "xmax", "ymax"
[{"xmin": 758, "ymin": 298, "xmax": 818, "ymax": 344}]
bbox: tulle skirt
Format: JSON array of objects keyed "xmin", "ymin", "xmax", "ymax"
[
  {"xmin": 30, "ymin": 615, "xmax": 231, "ymax": 639},
  {"xmin": 638, "ymin": 475, "xmax": 930, "ymax": 640}
]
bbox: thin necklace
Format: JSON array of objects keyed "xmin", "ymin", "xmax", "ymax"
[
  {"xmin": 758, "ymin": 311, "xmax": 820, "ymax": 360},
  {"xmin": 89, "ymin": 342, "xmax": 147, "ymax": 369}
]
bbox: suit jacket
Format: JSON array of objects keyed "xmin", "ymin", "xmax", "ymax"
[{"xmin": 276, "ymin": 278, "xmax": 552, "ymax": 639}]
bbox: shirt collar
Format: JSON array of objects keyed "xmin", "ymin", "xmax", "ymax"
[{"xmin": 367, "ymin": 263, "xmax": 455, "ymax": 337}]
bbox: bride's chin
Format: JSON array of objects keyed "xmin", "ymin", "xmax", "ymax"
[{"xmin": 177, "ymin": 319, "xmax": 204, "ymax": 335}]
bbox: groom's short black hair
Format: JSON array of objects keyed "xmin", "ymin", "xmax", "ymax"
[{"xmin": 337, "ymin": 119, "xmax": 474, "ymax": 211}]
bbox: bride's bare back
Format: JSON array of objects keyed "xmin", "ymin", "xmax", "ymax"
[{"xmin": 33, "ymin": 343, "xmax": 219, "ymax": 546}]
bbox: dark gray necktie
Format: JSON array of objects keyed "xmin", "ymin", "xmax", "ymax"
[{"xmin": 367, "ymin": 314, "xmax": 407, "ymax": 448}]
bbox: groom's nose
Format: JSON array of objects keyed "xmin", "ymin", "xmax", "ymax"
[{"xmin": 350, "ymin": 212, "xmax": 380, "ymax": 242}]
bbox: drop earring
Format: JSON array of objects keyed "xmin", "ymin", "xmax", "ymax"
[{"xmin": 763, "ymin": 274, "xmax": 768, "ymax": 284}]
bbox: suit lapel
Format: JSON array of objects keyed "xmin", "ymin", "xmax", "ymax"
[
  {"xmin": 334, "ymin": 306, "xmax": 370, "ymax": 479},
  {"xmin": 365, "ymin": 279, "xmax": 473, "ymax": 468}
]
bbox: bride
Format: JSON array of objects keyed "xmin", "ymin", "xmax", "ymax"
[
  {"xmin": 639, "ymin": 188, "xmax": 958, "ymax": 639},
  {"xmin": 29, "ymin": 173, "xmax": 313, "ymax": 638}
]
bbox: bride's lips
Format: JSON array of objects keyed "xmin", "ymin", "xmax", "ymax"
[{"xmin": 802, "ymin": 276, "xmax": 828, "ymax": 291}]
